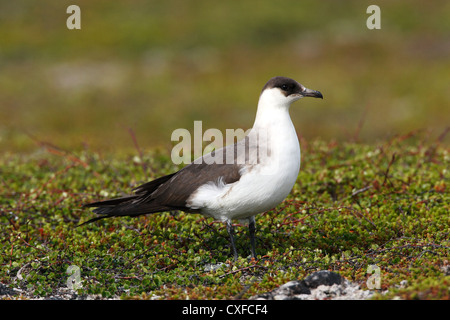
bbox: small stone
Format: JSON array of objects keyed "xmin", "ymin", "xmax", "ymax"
[
  {"xmin": 273, "ymin": 294, "xmax": 289, "ymax": 300},
  {"xmin": 276, "ymin": 280, "xmax": 311, "ymax": 295},
  {"xmin": 249, "ymin": 270, "xmax": 375, "ymax": 300},
  {"xmin": 304, "ymin": 270, "xmax": 342, "ymax": 288},
  {"xmin": 440, "ymin": 264, "xmax": 450, "ymax": 276},
  {"xmin": 203, "ymin": 262, "xmax": 228, "ymax": 272},
  {"xmin": 0, "ymin": 283, "xmax": 17, "ymax": 297}
]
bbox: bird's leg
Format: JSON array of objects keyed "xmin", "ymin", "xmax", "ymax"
[
  {"xmin": 226, "ymin": 220, "xmax": 238, "ymax": 261},
  {"xmin": 248, "ymin": 216, "xmax": 257, "ymax": 259}
]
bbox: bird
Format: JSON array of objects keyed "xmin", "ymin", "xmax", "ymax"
[{"xmin": 81, "ymin": 76, "xmax": 323, "ymax": 260}]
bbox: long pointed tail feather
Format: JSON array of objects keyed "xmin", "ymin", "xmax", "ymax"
[
  {"xmin": 80, "ymin": 195, "xmax": 139, "ymax": 226},
  {"xmin": 80, "ymin": 172, "xmax": 179, "ymax": 226},
  {"xmin": 80, "ymin": 195, "xmax": 174, "ymax": 226}
]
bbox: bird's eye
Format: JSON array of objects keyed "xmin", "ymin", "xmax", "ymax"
[{"xmin": 281, "ymin": 84, "xmax": 288, "ymax": 90}]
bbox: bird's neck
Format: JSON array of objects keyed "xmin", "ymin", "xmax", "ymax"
[
  {"xmin": 248, "ymin": 94, "xmax": 299, "ymax": 163},
  {"xmin": 248, "ymin": 93, "xmax": 301, "ymax": 176},
  {"xmin": 252, "ymin": 96, "xmax": 293, "ymax": 131}
]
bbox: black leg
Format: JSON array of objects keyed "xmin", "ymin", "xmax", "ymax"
[
  {"xmin": 249, "ymin": 216, "xmax": 257, "ymax": 259},
  {"xmin": 226, "ymin": 220, "xmax": 238, "ymax": 261}
]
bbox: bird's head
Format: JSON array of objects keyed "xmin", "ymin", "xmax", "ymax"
[{"xmin": 260, "ymin": 76, "xmax": 323, "ymax": 107}]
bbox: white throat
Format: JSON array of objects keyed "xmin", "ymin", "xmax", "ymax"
[
  {"xmin": 248, "ymin": 87, "xmax": 301, "ymax": 174},
  {"xmin": 252, "ymin": 88, "xmax": 300, "ymax": 130}
]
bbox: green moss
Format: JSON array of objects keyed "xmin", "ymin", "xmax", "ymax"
[{"xmin": 1, "ymin": 132, "xmax": 448, "ymax": 299}]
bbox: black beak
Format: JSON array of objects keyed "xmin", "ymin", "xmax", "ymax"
[{"xmin": 302, "ymin": 87, "xmax": 323, "ymax": 99}]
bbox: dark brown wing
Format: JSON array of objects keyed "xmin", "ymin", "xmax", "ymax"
[
  {"xmin": 81, "ymin": 143, "xmax": 244, "ymax": 224},
  {"xmin": 142, "ymin": 161, "xmax": 242, "ymax": 210}
]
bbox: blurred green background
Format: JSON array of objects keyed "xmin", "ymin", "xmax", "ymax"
[{"xmin": 1, "ymin": 0, "xmax": 449, "ymax": 153}]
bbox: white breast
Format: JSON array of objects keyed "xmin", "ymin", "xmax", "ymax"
[{"xmin": 187, "ymin": 89, "xmax": 301, "ymax": 221}]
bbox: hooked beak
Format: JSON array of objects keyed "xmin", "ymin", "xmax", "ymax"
[{"xmin": 302, "ymin": 87, "xmax": 323, "ymax": 99}]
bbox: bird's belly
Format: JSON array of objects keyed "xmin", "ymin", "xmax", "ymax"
[
  {"xmin": 197, "ymin": 151, "xmax": 300, "ymax": 221},
  {"xmin": 188, "ymin": 123, "xmax": 301, "ymax": 221}
]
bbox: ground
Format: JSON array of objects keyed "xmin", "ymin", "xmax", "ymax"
[{"xmin": 1, "ymin": 132, "xmax": 449, "ymax": 300}]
